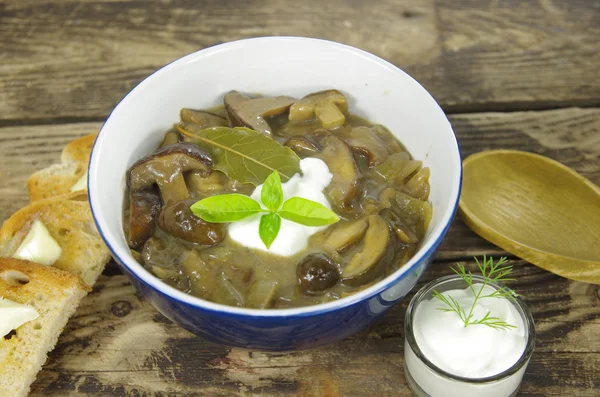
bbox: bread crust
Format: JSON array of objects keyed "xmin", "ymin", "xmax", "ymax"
[
  {"xmin": 0, "ymin": 191, "xmax": 111, "ymax": 286},
  {"xmin": 0, "ymin": 258, "xmax": 90, "ymax": 295},
  {"xmin": 0, "ymin": 258, "xmax": 89, "ymax": 397},
  {"xmin": 27, "ymin": 133, "xmax": 97, "ymax": 201},
  {"xmin": 0, "ymin": 132, "xmax": 111, "ymax": 396}
]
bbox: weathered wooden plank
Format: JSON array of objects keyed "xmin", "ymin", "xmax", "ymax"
[
  {"xmin": 1, "ymin": 109, "xmax": 598, "ymax": 394},
  {"xmin": 3, "ymin": 108, "xmax": 598, "ymax": 260},
  {"xmin": 1, "ymin": 0, "xmax": 599, "ymax": 122},
  {"xmin": 28, "ymin": 260, "xmax": 600, "ymax": 396},
  {"xmin": 434, "ymin": 0, "xmax": 600, "ymax": 113},
  {"xmin": 0, "ymin": 122, "xmax": 98, "ymax": 220}
]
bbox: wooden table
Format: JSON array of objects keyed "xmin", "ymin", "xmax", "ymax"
[{"xmin": 1, "ymin": 1, "xmax": 599, "ymax": 395}]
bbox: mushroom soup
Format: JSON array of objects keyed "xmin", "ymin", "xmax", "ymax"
[{"xmin": 124, "ymin": 90, "xmax": 432, "ymax": 309}]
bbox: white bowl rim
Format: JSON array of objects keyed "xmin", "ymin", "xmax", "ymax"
[{"xmin": 89, "ymin": 36, "xmax": 462, "ymax": 318}]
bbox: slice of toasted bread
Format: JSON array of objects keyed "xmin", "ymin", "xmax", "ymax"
[
  {"xmin": 0, "ymin": 258, "xmax": 90, "ymax": 397},
  {"xmin": 27, "ymin": 133, "xmax": 97, "ymax": 201},
  {"xmin": 0, "ymin": 191, "xmax": 110, "ymax": 286}
]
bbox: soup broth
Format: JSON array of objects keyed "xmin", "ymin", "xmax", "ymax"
[{"xmin": 124, "ymin": 90, "xmax": 432, "ymax": 309}]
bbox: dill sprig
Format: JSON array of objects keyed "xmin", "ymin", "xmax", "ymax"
[{"xmin": 432, "ymin": 255, "xmax": 518, "ymax": 331}]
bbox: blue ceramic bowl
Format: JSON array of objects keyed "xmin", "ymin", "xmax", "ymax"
[{"xmin": 89, "ymin": 37, "xmax": 461, "ymax": 351}]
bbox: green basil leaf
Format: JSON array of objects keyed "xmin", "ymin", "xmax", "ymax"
[
  {"xmin": 190, "ymin": 194, "xmax": 263, "ymax": 223},
  {"xmin": 261, "ymin": 171, "xmax": 283, "ymax": 212},
  {"xmin": 279, "ymin": 197, "xmax": 340, "ymax": 227},
  {"xmin": 259, "ymin": 213, "xmax": 281, "ymax": 249},
  {"xmin": 177, "ymin": 125, "xmax": 301, "ymax": 185}
]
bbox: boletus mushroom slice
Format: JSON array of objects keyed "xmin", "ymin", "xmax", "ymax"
[
  {"xmin": 141, "ymin": 237, "xmax": 180, "ymax": 269},
  {"xmin": 128, "ymin": 143, "xmax": 213, "ymax": 206},
  {"xmin": 157, "ymin": 199, "xmax": 226, "ymax": 245},
  {"xmin": 380, "ymin": 208, "xmax": 419, "ymax": 244},
  {"xmin": 404, "ymin": 167, "xmax": 431, "ymax": 201},
  {"xmin": 283, "ymin": 136, "xmax": 321, "ymax": 158},
  {"xmin": 246, "ymin": 279, "xmax": 279, "ymax": 309},
  {"xmin": 341, "ymin": 215, "xmax": 392, "ymax": 285},
  {"xmin": 179, "ymin": 249, "xmax": 217, "ymax": 300},
  {"xmin": 316, "ymin": 133, "xmax": 361, "ymax": 210},
  {"xmin": 186, "ymin": 170, "xmax": 227, "ymax": 198},
  {"xmin": 180, "ymin": 109, "xmax": 228, "ymax": 131},
  {"xmin": 160, "ymin": 130, "xmax": 182, "ymax": 148},
  {"xmin": 324, "ymin": 217, "xmax": 369, "ymax": 252},
  {"xmin": 224, "ymin": 91, "xmax": 295, "ymax": 136},
  {"xmin": 379, "ymin": 187, "xmax": 432, "ymax": 240},
  {"xmin": 289, "ymin": 90, "xmax": 349, "ymax": 129},
  {"xmin": 336, "ymin": 126, "xmax": 389, "ymax": 166},
  {"xmin": 371, "ymin": 125, "xmax": 404, "ymax": 154},
  {"xmin": 128, "ymin": 188, "xmax": 162, "ymax": 249}
]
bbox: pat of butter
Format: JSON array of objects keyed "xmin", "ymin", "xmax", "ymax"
[
  {"xmin": 12, "ymin": 220, "xmax": 62, "ymax": 266},
  {"xmin": 70, "ymin": 171, "xmax": 88, "ymax": 192},
  {"xmin": 0, "ymin": 297, "xmax": 39, "ymax": 337}
]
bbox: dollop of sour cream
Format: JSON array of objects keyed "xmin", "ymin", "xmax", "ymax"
[
  {"xmin": 413, "ymin": 284, "xmax": 526, "ymax": 378},
  {"xmin": 228, "ymin": 158, "xmax": 333, "ymax": 256}
]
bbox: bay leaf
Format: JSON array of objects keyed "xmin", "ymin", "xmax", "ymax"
[{"xmin": 177, "ymin": 124, "xmax": 301, "ymax": 185}]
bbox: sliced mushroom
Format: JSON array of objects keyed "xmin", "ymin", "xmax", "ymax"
[
  {"xmin": 378, "ymin": 187, "xmax": 397, "ymax": 210},
  {"xmin": 361, "ymin": 196, "xmax": 380, "ymax": 215},
  {"xmin": 373, "ymin": 151, "xmax": 422, "ymax": 186},
  {"xmin": 180, "ymin": 249, "xmax": 216, "ymax": 299},
  {"xmin": 395, "ymin": 226, "xmax": 419, "ymax": 245},
  {"xmin": 393, "ymin": 190, "xmax": 433, "ymax": 240},
  {"xmin": 224, "ymin": 91, "xmax": 295, "ymax": 135},
  {"xmin": 284, "ymin": 136, "xmax": 320, "ymax": 157},
  {"xmin": 141, "ymin": 236, "xmax": 184, "ymax": 270},
  {"xmin": 297, "ymin": 254, "xmax": 340, "ymax": 295},
  {"xmin": 341, "ymin": 215, "xmax": 392, "ymax": 285},
  {"xmin": 157, "ymin": 199, "xmax": 226, "ymax": 245},
  {"xmin": 289, "ymin": 90, "xmax": 349, "ymax": 129},
  {"xmin": 374, "ymin": 152, "xmax": 411, "ymax": 182},
  {"xmin": 380, "ymin": 208, "xmax": 419, "ymax": 244},
  {"xmin": 215, "ymin": 271, "xmax": 245, "ymax": 307},
  {"xmin": 128, "ymin": 143, "xmax": 213, "ymax": 205},
  {"xmin": 186, "ymin": 170, "xmax": 227, "ymax": 198},
  {"xmin": 180, "ymin": 109, "xmax": 228, "ymax": 130},
  {"xmin": 401, "ymin": 160, "xmax": 423, "ymax": 182},
  {"xmin": 316, "ymin": 133, "xmax": 361, "ymax": 210},
  {"xmin": 323, "ymin": 217, "xmax": 369, "ymax": 252},
  {"xmin": 276, "ymin": 118, "xmax": 322, "ymax": 138},
  {"xmin": 379, "ymin": 188, "xmax": 432, "ymax": 241},
  {"xmin": 151, "ymin": 265, "xmax": 178, "ymax": 280},
  {"xmin": 130, "ymin": 249, "xmax": 143, "ymax": 263},
  {"xmin": 246, "ymin": 279, "xmax": 279, "ymax": 309},
  {"xmin": 336, "ymin": 126, "xmax": 389, "ymax": 166},
  {"xmin": 186, "ymin": 170, "xmax": 253, "ymax": 198},
  {"xmin": 128, "ymin": 188, "xmax": 162, "ymax": 249},
  {"xmin": 404, "ymin": 167, "xmax": 431, "ymax": 201},
  {"xmin": 160, "ymin": 130, "xmax": 182, "ymax": 148},
  {"xmin": 371, "ymin": 125, "xmax": 404, "ymax": 154}
]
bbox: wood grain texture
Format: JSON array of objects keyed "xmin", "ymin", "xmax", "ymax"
[
  {"xmin": 1, "ymin": 108, "xmax": 599, "ymax": 395},
  {"xmin": 460, "ymin": 150, "xmax": 600, "ymax": 284},
  {"xmin": 27, "ymin": 262, "xmax": 600, "ymax": 396},
  {"xmin": 1, "ymin": 0, "xmax": 599, "ymax": 122},
  {"xmin": 0, "ymin": 122, "xmax": 99, "ymax": 219},
  {"xmin": 2, "ymin": 108, "xmax": 599, "ymax": 259}
]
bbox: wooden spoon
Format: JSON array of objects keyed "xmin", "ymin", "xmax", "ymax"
[{"xmin": 459, "ymin": 150, "xmax": 600, "ymax": 285}]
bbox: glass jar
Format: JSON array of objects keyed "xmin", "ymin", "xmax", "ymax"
[{"xmin": 404, "ymin": 275, "xmax": 535, "ymax": 397}]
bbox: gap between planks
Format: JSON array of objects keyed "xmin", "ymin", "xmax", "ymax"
[{"xmin": 3, "ymin": 103, "xmax": 600, "ymax": 128}]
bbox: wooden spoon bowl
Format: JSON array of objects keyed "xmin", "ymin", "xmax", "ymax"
[{"xmin": 459, "ymin": 150, "xmax": 600, "ymax": 284}]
